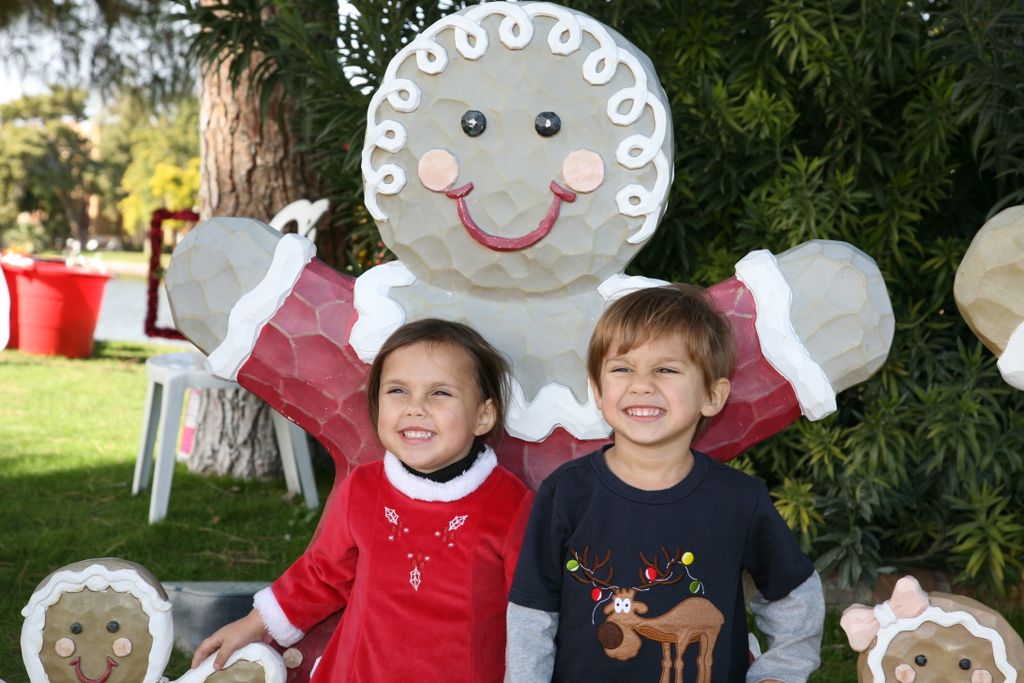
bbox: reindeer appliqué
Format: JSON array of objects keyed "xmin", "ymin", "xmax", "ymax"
[
  {"xmin": 384, "ymin": 506, "xmax": 469, "ymax": 591},
  {"xmin": 568, "ymin": 547, "xmax": 724, "ymax": 683}
]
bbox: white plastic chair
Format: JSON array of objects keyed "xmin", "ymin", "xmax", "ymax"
[
  {"xmin": 132, "ymin": 352, "xmax": 319, "ymax": 524},
  {"xmin": 0, "ymin": 261, "xmax": 11, "ymax": 351}
]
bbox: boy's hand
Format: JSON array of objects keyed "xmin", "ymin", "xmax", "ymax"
[{"xmin": 190, "ymin": 608, "xmax": 271, "ymax": 670}]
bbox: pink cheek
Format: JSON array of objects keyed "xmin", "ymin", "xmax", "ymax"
[
  {"xmin": 418, "ymin": 149, "xmax": 459, "ymax": 192},
  {"xmin": 972, "ymin": 671, "xmax": 993, "ymax": 683},
  {"xmin": 894, "ymin": 664, "xmax": 916, "ymax": 683},
  {"xmin": 562, "ymin": 149, "xmax": 604, "ymax": 193},
  {"xmin": 112, "ymin": 638, "xmax": 132, "ymax": 657},
  {"xmin": 54, "ymin": 638, "xmax": 75, "ymax": 658}
]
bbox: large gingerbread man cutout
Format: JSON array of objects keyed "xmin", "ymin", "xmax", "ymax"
[{"xmin": 165, "ymin": 1, "xmax": 894, "ymax": 489}]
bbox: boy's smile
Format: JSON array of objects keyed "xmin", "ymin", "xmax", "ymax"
[{"xmin": 595, "ymin": 334, "xmax": 730, "ymax": 466}]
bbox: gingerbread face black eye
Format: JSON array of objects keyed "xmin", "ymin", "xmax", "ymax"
[
  {"xmin": 914, "ymin": 654, "xmax": 927, "ymax": 666},
  {"xmin": 535, "ymin": 111, "xmax": 561, "ymax": 137},
  {"xmin": 70, "ymin": 623, "xmax": 82, "ymax": 635},
  {"xmin": 959, "ymin": 659, "xmax": 971, "ymax": 670},
  {"xmin": 107, "ymin": 621, "xmax": 120, "ymax": 633},
  {"xmin": 461, "ymin": 110, "xmax": 486, "ymax": 137}
]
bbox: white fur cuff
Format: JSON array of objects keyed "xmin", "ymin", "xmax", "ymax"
[
  {"xmin": 735, "ymin": 250, "xmax": 837, "ymax": 420},
  {"xmin": 998, "ymin": 321, "xmax": 1024, "ymax": 391},
  {"xmin": 206, "ymin": 234, "xmax": 316, "ymax": 380},
  {"xmin": 254, "ymin": 587, "xmax": 305, "ymax": 647}
]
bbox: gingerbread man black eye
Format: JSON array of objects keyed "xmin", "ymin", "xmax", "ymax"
[
  {"xmin": 70, "ymin": 623, "xmax": 82, "ymax": 635},
  {"xmin": 535, "ymin": 111, "xmax": 561, "ymax": 137},
  {"xmin": 914, "ymin": 654, "xmax": 927, "ymax": 665},
  {"xmin": 959, "ymin": 658, "xmax": 972, "ymax": 670},
  {"xmin": 106, "ymin": 620, "xmax": 120, "ymax": 633},
  {"xmin": 461, "ymin": 110, "xmax": 486, "ymax": 137}
]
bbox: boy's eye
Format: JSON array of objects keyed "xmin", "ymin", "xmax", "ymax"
[
  {"xmin": 656, "ymin": 367, "xmax": 679, "ymax": 374},
  {"xmin": 432, "ymin": 390, "xmax": 452, "ymax": 397},
  {"xmin": 609, "ymin": 366, "xmax": 630, "ymax": 373}
]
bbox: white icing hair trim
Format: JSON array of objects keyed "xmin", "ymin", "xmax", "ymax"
[
  {"xmin": 205, "ymin": 234, "xmax": 316, "ymax": 380},
  {"xmin": 997, "ymin": 321, "xmax": 1024, "ymax": 391},
  {"xmin": 384, "ymin": 446, "xmax": 498, "ymax": 502},
  {"xmin": 735, "ymin": 250, "xmax": 837, "ymax": 420},
  {"xmin": 363, "ymin": 1, "xmax": 669, "ymax": 246},
  {"xmin": 873, "ymin": 601, "xmax": 897, "ymax": 628},
  {"xmin": 21, "ymin": 564, "xmax": 173, "ymax": 683},
  {"xmin": 866, "ymin": 606, "xmax": 1016, "ymax": 682},
  {"xmin": 254, "ymin": 587, "xmax": 305, "ymax": 647},
  {"xmin": 174, "ymin": 643, "xmax": 286, "ymax": 683}
]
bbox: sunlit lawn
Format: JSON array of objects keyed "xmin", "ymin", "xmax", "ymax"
[{"xmin": 0, "ymin": 342, "xmax": 331, "ymax": 681}]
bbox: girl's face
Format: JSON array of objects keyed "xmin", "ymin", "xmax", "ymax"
[{"xmin": 376, "ymin": 341, "xmax": 496, "ymax": 473}]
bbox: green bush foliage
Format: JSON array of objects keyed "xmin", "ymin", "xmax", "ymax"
[{"xmin": 178, "ymin": 0, "xmax": 1024, "ymax": 596}]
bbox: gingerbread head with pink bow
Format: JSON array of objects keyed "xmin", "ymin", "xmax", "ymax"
[{"xmin": 840, "ymin": 575, "xmax": 1023, "ymax": 682}]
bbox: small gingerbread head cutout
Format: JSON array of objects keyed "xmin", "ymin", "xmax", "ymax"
[
  {"xmin": 21, "ymin": 558, "xmax": 173, "ymax": 683},
  {"xmin": 841, "ymin": 575, "xmax": 1024, "ymax": 682}
]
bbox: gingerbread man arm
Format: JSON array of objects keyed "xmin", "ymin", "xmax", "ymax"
[{"xmin": 167, "ymin": 220, "xmax": 892, "ymax": 485}]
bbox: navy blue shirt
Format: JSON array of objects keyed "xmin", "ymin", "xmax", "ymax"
[{"xmin": 509, "ymin": 446, "xmax": 813, "ymax": 683}]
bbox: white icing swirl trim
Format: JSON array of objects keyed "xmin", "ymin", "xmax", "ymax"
[
  {"xmin": 21, "ymin": 564, "xmax": 173, "ymax": 683},
  {"xmin": 735, "ymin": 250, "xmax": 837, "ymax": 420},
  {"xmin": 998, "ymin": 321, "xmax": 1024, "ymax": 391},
  {"xmin": 205, "ymin": 234, "xmax": 316, "ymax": 381},
  {"xmin": 350, "ymin": 261, "xmax": 415, "ymax": 363},
  {"xmin": 866, "ymin": 606, "xmax": 1016, "ymax": 682}
]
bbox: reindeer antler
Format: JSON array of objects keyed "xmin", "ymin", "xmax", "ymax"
[
  {"xmin": 637, "ymin": 547, "xmax": 686, "ymax": 589},
  {"xmin": 567, "ymin": 546, "xmax": 615, "ymax": 588}
]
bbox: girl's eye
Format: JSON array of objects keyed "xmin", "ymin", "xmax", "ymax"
[
  {"xmin": 609, "ymin": 367, "xmax": 630, "ymax": 373},
  {"xmin": 432, "ymin": 390, "xmax": 452, "ymax": 397},
  {"xmin": 385, "ymin": 387, "xmax": 406, "ymax": 395},
  {"xmin": 656, "ymin": 367, "xmax": 679, "ymax": 374}
]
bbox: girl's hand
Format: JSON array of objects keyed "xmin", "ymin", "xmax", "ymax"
[{"xmin": 190, "ymin": 608, "xmax": 271, "ymax": 669}]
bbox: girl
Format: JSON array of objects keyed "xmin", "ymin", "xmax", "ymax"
[{"xmin": 191, "ymin": 319, "xmax": 534, "ymax": 682}]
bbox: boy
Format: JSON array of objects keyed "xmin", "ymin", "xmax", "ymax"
[{"xmin": 507, "ymin": 284, "xmax": 824, "ymax": 682}]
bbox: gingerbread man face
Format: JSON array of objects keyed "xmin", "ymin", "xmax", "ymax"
[
  {"xmin": 842, "ymin": 576, "xmax": 1024, "ymax": 683},
  {"xmin": 363, "ymin": 1, "xmax": 672, "ymax": 295},
  {"xmin": 21, "ymin": 559, "xmax": 172, "ymax": 683}
]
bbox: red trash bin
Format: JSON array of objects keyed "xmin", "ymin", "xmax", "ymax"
[{"xmin": 3, "ymin": 259, "xmax": 111, "ymax": 358}]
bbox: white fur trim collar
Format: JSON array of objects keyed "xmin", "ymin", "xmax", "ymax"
[
  {"xmin": 383, "ymin": 447, "xmax": 498, "ymax": 502},
  {"xmin": 998, "ymin": 321, "xmax": 1024, "ymax": 391}
]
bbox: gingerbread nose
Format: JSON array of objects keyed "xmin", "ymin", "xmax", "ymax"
[{"xmin": 597, "ymin": 621, "xmax": 623, "ymax": 649}]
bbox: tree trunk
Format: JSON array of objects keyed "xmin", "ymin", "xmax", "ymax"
[{"xmin": 189, "ymin": 40, "xmax": 320, "ymax": 478}]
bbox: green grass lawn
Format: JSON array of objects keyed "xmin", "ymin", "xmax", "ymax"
[{"xmin": 0, "ymin": 342, "xmax": 330, "ymax": 682}]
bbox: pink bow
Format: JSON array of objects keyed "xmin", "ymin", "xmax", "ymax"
[{"xmin": 840, "ymin": 575, "xmax": 930, "ymax": 651}]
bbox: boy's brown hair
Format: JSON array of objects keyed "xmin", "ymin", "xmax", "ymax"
[
  {"xmin": 587, "ymin": 284, "xmax": 735, "ymax": 429},
  {"xmin": 367, "ymin": 318, "xmax": 511, "ymax": 444}
]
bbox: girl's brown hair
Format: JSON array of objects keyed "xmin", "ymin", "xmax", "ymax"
[{"xmin": 367, "ymin": 318, "xmax": 511, "ymax": 443}]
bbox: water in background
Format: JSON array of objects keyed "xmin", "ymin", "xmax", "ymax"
[{"xmin": 94, "ymin": 275, "xmax": 192, "ymax": 347}]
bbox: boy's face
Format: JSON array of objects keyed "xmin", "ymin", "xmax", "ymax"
[{"xmin": 594, "ymin": 333, "xmax": 729, "ymax": 457}]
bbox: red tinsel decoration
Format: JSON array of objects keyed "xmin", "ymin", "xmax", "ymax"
[{"xmin": 146, "ymin": 208, "xmax": 198, "ymax": 340}]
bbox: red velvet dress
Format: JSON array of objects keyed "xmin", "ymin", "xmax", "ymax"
[{"xmin": 257, "ymin": 450, "xmax": 533, "ymax": 682}]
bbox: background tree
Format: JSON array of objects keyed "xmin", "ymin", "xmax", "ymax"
[
  {"xmin": 0, "ymin": 89, "xmax": 99, "ymax": 248},
  {"xmin": 181, "ymin": 0, "xmax": 1024, "ymax": 597}
]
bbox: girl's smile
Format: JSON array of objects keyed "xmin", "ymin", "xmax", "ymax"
[{"xmin": 377, "ymin": 341, "xmax": 496, "ymax": 474}]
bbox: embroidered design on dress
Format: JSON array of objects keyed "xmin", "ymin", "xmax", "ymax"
[
  {"xmin": 384, "ymin": 506, "xmax": 408, "ymax": 540},
  {"xmin": 435, "ymin": 514, "xmax": 469, "ymax": 548},
  {"xmin": 385, "ymin": 506, "xmax": 467, "ymax": 591}
]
